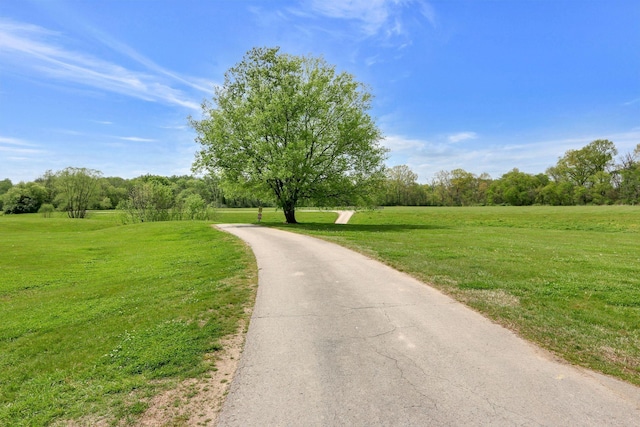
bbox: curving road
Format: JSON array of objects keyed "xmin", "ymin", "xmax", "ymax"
[{"xmin": 216, "ymin": 224, "xmax": 640, "ymax": 426}]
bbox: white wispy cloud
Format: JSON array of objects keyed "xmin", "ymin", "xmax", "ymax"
[
  {"xmin": 447, "ymin": 132, "xmax": 478, "ymax": 143},
  {"xmin": 0, "ymin": 18, "xmax": 204, "ymax": 110},
  {"xmin": 0, "ymin": 136, "xmax": 36, "ymax": 146},
  {"xmin": 83, "ymin": 25, "xmax": 215, "ymax": 96},
  {"xmin": 382, "ymin": 134, "xmax": 427, "ymax": 152},
  {"xmin": 305, "ymin": 0, "xmax": 436, "ymax": 39},
  {"xmin": 0, "ymin": 146, "xmax": 44, "ymax": 155},
  {"xmin": 117, "ymin": 136, "xmax": 157, "ymax": 142},
  {"xmin": 419, "ymin": 2, "xmax": 438, "ymax": 28},
  {"xmin": 0, "ymin": 136, "xmax": 45, "ymax": 155},
  {"xmin": 309, "ymin": 0, "xmax": 390, "ymax": 36},
  {"xmin": 159, "ymin": 125, "xmax": 189, "ymax": 130},
  {"xmin": 50, "ymin": 128, "xmax": 158, "ymax": 143}
]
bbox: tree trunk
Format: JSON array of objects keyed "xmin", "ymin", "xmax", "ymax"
[{"xmin": 283, "ymin": 206, "xmax": 297, "ymax": 224}]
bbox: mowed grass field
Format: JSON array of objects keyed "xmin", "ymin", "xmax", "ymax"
[
  {"xmin": 2, "ymin": 206, "xmax": 639, "ymax": 425},
  {"xmin": 265, "ymin": 206, "xmax": 640, "ymax": 385},
  {"xmin": 0, "ymin": 213, "xmax": 257, "ymax": 426}
]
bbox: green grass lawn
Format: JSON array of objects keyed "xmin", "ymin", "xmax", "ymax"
[
  {"xmin": 0, "ymin": 214, "xmax": 256, "ymax": 426},
  {"xmin": 3, "ymin": 205, "xmax": 638, "ymax": 425},
  {"xmin": 266, "ymin": 206, "xmax": 640, "ymax": 385}
]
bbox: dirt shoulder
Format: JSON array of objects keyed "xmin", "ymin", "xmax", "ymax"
[{"xmin": 137, "ymin": 327, "xmax": 245, "ymax": 426}]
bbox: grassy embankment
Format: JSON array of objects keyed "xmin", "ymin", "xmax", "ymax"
[
  {"xmin": 265, "ymin": 206, "xmax": 640, "ymax": 386},
  {"xmin": 0, "ymin": 213, "xmax": 261, "ymax": 426}
]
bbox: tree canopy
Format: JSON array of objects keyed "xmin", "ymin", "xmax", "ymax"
[
  {"xmin": 546, "ymin": 139, "xmax": 617, "ymax": 187},
  {"xmin": 55, "ymin": 167, "xmax": 102, "ymax": 218},
  {"xmin": 1, "ymin": 182, "xmax": 47, "ymax": 214},
  {"xmin": 191, "ymin": 47, "xmax": 387, "ymax": 223}
]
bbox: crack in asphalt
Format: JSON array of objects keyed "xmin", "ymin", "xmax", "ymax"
[
  {"xmin": 355, "ymin": 307, "xmax": 440, "ymax": 411},
  {"xmin": 369, "ymin": 344, "xmax": 439, "ymax": 411},
  {"xmin": 256, "ymin": 298, "xmax": 552, "ymax": 425}
]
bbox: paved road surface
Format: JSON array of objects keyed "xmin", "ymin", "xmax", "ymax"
[
  {"xmin": 333, "ymin": 210, "xmax": 355, "ymax": 224},
  {"xmin": 216, "ymin": 224, "xmax": 640, "ymax": 426}
]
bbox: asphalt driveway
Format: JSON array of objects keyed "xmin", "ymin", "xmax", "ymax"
[{"xmin": 216, "ymin": 224, "xmax": 640, "ymax": 426}]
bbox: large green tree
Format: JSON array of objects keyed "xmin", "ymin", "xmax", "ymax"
[
  {"xmin": 2, "ymin": 182, "xmax": 47, "ymax": 214},
  {"xmin": 488, "ymin": 169, "xmax": 549, "ymax": 206},
  {"xmin": 191, "ymin": 47, "xmax": 387, "ymax": 223},
  {"xmin": 55, "ymin": 167, "xmax": 102, "ymax": 218},
  {"xmin": 0, "ymin": 178, "xmax": 13, "ymax": 210},
  {"xmin": 546, "ymin": 139, "xmax": 618, "ymax": 187},
  {"xmin": 0, "ymin": 178, "xmax": 12, "ymax": 196},
  {"xmin": 118, "ymin": 175, "xmax": 176, "ymax": 222},
  {"xmin": 617, "ymin": 143, "xmax": 640, "ymax": 204},
  {"xmin": 384, "ymin": 165, "xmax": 419, "ymax": 206}
]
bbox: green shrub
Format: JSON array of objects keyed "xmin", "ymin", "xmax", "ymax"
[{"xmin": 38, "ymin": 203, "xmax": 55, "ymax": 218}]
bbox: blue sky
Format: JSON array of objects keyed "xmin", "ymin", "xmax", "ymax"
[{"xmin": 1, "ymin": 0, "xmax": 638, "ymax": 183}]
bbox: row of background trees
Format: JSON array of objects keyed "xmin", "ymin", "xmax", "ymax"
[
  {"xmin": 1, "ymin": 139, "xmax": 639, "ymax": 218},
  {"xmin": 0, "ymin": 168, "xmax": 268, "ymax": 220},
  {"xmin": 381, "ymin": 140, "xmax": 640, "ymax": 207}
]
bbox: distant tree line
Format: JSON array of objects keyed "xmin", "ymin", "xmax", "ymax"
[
  {"xmin": 0, "ymin": 168, "xmax": 273, "ymax": 219},
  {"xmin": 2, "ymin": 139, "xmax": 639, "ymax": 217},
  {"xmin": 379, "ymin": 140, "xmax": 640, "ymax": 206}
]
